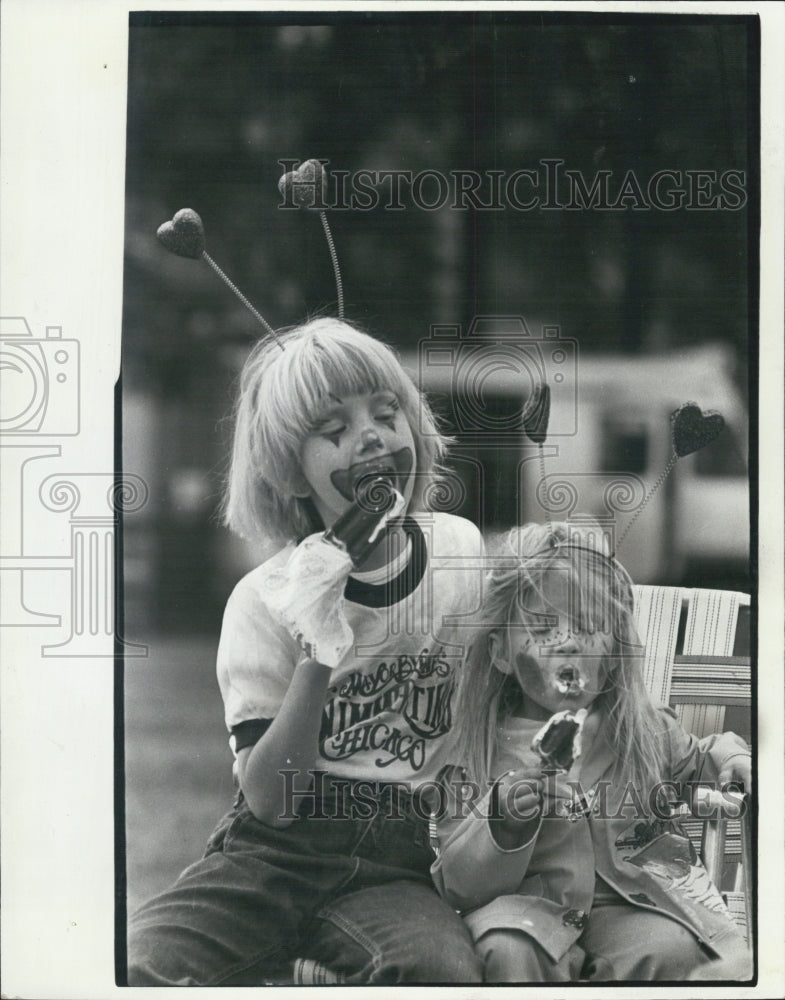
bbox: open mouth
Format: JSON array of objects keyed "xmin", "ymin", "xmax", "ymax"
[
  {"xmin": 554, "ymin": 666, "xmax": 586, "ymax": 695},
  {"xmin": 330, "ymin": 446, "xmax": 414, "ymax": 502}
]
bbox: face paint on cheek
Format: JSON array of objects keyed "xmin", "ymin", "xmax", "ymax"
[{"xmin": 512, "ymin": 650, "xmax": 550, "ymax": 697}]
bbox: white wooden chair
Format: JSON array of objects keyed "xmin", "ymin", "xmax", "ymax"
[
  {"xmin": 633, "ymin": 586, "xmax": 752, "ymax": 948},
  {"xmin": 288, "ymin": 586, "xmax": 753, "ymax": 983}
]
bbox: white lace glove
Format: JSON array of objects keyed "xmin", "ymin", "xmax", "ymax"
[{"xmin": 257, "ymin": 533, "xmax": 354, "ymax": 667}]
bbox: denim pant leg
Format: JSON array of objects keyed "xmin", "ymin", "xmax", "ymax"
[
  {"xmin": 298, "ymin": 794, "xmax": 482, "ymax": 984},
  {"xmin": 127, "ymin": 802, "xmax": 366, "ymax": 986},
  {"xmin": 304, "ymin": 879, "xmax": 483, "ymax": 984}
]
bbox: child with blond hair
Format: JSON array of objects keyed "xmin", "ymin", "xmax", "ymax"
[
  {"xmin": 127, "ymin": 318, "xmax": 484, "ymax": 985},
  {"xmin": 432, "ymin": 522, "xmax": 751, "ymax": 982}
]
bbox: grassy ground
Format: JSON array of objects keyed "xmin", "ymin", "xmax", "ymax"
[{"xmin": 123, "ymin": 634, "xmax": 235, "ymax": 916}]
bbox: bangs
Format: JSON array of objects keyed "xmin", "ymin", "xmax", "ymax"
[
  {"xmin": 516, "ymin": 548, "xmax": 633, "ymax": 637},
  {"xmin": 225, "ymin": 317, "xmax": 450, "ymax": 545},
  {"xmin": 250, "ymin": 320, "xmax": 421, "ymax": 485},
  {"xmin": 284, "ymin": 333, "xmax": 412, "ymax": 436}
]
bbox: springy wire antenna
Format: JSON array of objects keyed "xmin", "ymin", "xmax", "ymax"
[
  {"xmin": 156, "ymin": 208, "xmax": 284, "ymax": 350},
  {"xmin": 523, "ymin": 386, "xmax": 726, "ymax": 558},
  {"xmin": 613, "ymin": 402, "xmax": 725, "ymax": 553},
  {"xmin": 320, "ymin": 210, "xmax": 344, "ymax": 319},
  {"xmin": 522, "ymin": 382, "xmax": 552, "ymax": 535},
  {"xmin": 156, "ymin": 161, "xmax": 345, "ymax": 351},
  {"xmin": 279, "ymin": 159, "xmax": 344, "ymax": 319}
]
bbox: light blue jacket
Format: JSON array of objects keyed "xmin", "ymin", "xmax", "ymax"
[{"xmin": 431, "ymin": 708, "xmax": 749, "ymax": 963}]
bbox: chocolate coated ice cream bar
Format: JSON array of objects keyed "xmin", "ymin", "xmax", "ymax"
[
  {"xmin": 322, "ymin": 476, "xmax": 405, "ymax": 567},
  {"xmin": 532, "ymin": 708, "xmax": 588, "ymax": 772}
]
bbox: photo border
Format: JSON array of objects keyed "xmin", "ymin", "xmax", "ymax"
[{"xmin": 1, "ymin": 2, "xmax": 783, "ymax": 998}]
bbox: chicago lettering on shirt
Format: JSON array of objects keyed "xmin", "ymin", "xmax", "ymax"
[{"xmin": 319, "ymin": 646, "xmax": 457, "ymax": 771}]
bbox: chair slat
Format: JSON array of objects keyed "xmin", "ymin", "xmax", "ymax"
[
  {"xmin": 683, "ymin": 590, "xmax": 741, "ymax": 658},
  {"xmin": 635, "ymin": 584, "xmax": 751, "ymax": 953},
  {"xmin": 676, "ymin": 703, "xmax": 728, "ymax": 740},
  {"xmin": 632, "ymin": 586, "xmax": 683, "ymax": 705},
  {"xmin": 679, "ymin": 590, "xmax": 743, "ymax": 737},
  {"xmin": 670, "ymin": 652, "xmax": 750, "ymax": 706},
  {"xmin": 724, "ymin": 892, "xmax": 750, "ymax": 943}
]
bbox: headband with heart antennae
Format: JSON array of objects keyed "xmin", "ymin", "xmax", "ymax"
[
  {"xmin": 155, "ymin": 159, "xmax": 344, "ymax": 352},
  {"xmin": 156, "ymin": 161, "xmax": 727, "ymax": 554},
  {"xmin": 521, "ymin": 388, "xmax": 726, "ymax": 555}
]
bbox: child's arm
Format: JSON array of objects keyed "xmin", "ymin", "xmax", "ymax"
[
  {"xmin": 662, "ymin": 708, "xmax": 751, "ymax": 794},
  {"xmin": 217, "ymin": 570, "xmax": 343, "ymax": 829},
  {"xmin": 235, "ymin": 656, "xmax": 332, "ymax": 827},
  {"xmin": 431, "ymin": 756, "xmax": 544, "ymax": 912},
  {"xmin": 489, "ymin": 753, "xmax": 544, "ymax": 849},
  {"xmin": 717, "ymin": 750, "xmax": 751, "ymax": 793}
]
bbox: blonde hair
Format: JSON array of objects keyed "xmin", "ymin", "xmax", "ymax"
[
  {"xmin": 222, "ymin": 317, "xmax": 450, "ymax": 545},
  {"xmin": 453, "ymin": 521, "xmax": 668, "ymax": 802}
]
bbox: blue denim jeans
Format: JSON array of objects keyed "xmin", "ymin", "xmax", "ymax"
[
  {"xmin": 127, "ymin": 781, "xmax": 481, "ymax": 985},
  {"xmin": 302, "ymin": 877, "xmax": 482, "ymax": 983}
]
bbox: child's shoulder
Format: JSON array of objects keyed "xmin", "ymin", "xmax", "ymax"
[
  {"xmin": 412, "ymin": 512, "xmax": 484, "ymax": 553},
  {"xmin": 224, "ymin": 543, "xmax": 296, "ymax": 613}
]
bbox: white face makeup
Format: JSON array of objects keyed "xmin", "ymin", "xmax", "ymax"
[
  {"xmin": 299, "ymin": 390, "xmax": 416, "ymax": 529},
  {"xmin": 503, "ymin": 574, "xmax": 615, "ymax": 720}
]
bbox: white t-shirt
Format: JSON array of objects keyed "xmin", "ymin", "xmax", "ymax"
[{"xmin": 216, "ymin": 513, "xmax": 484, "ymax": 789}]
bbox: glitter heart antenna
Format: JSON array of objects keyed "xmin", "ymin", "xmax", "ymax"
[
  {"xmin": 278, "ymin": 159, "xmax": 344, "ymax": 319},
  {"xmin": 614, "ymin": 401, "xmax": 725, "ymax": 552},
  {"xmin": 156, "ymin": 208, "xmax": 282, "ymax": 348}
]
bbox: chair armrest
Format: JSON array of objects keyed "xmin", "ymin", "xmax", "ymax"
[{"xmin": 684, "ymin": 787, "xmax": 747, "ymax": 818}]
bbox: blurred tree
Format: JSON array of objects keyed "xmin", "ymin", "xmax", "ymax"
[
  {"xmin": 122, "ymin": 13, "xmax": 755, "ymax": 627},
  {"xmin": 125, "ymin": 14, "xmax": 752, "ymax": 358}
]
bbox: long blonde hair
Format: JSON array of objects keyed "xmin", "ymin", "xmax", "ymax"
[
  {"xmin": 453, "ymin": 521, "xmax": 668, "ymax": 800},
  {"xmin": 222, "ymin": 317, "xmax": 450, "ymax": 545}
]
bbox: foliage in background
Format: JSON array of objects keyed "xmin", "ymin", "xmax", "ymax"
[{"xmin": 122, "ymin": 14, "xmax": 753, "ymax": 630}]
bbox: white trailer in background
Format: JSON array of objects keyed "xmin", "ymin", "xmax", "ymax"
[{"xmin": 409, "ymin": 319, "xmax": 748, "ymax": 585}]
